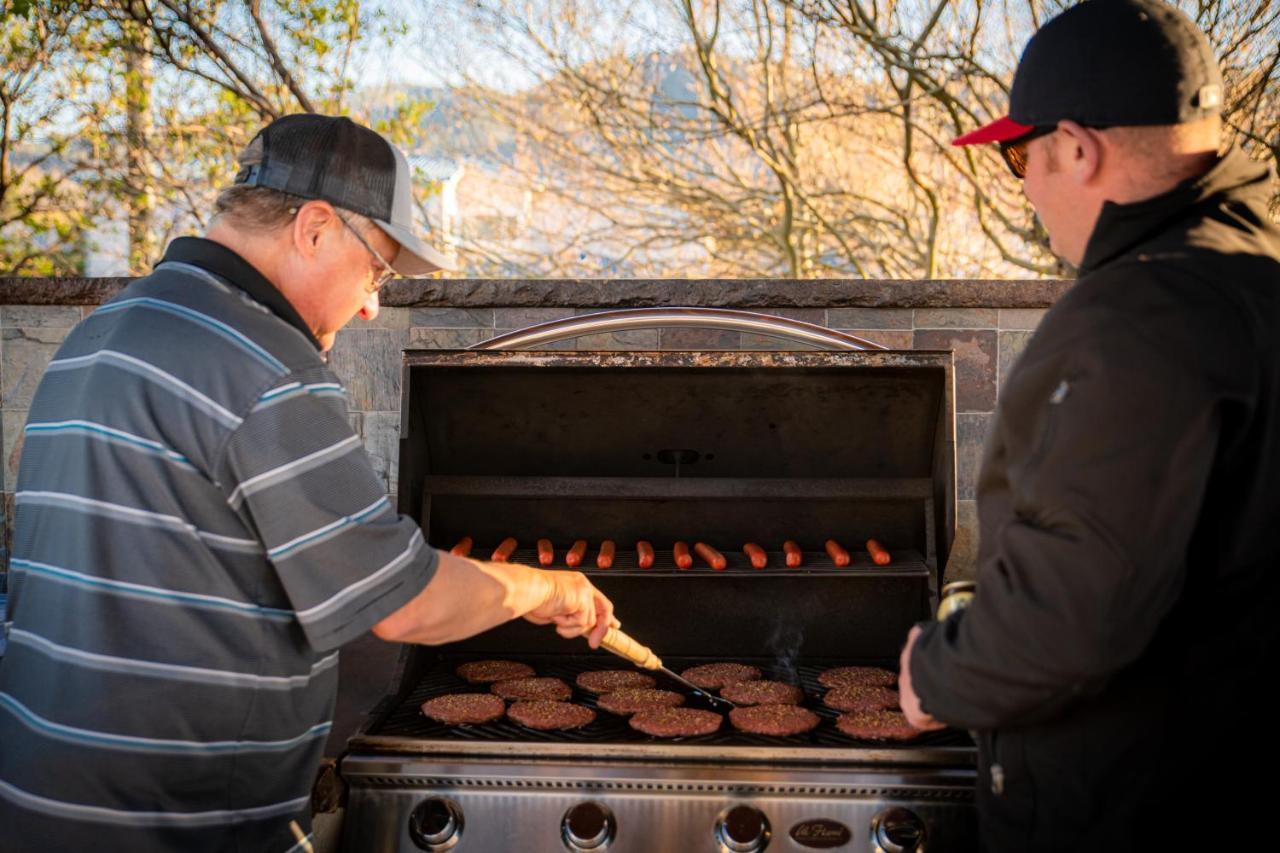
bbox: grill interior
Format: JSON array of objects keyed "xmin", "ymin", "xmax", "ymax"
[{"xmin": 367, "ymin": 654, "xmax": 970, "ymax": 750}]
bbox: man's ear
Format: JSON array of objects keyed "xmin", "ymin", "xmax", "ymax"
[
  {"xmin": 292, "ymin": 200, "xmax": 339, "ymax": 258},
  {"xmin": 1056, "ymin": 120, "xmax": 1102, "ymax": 185}
]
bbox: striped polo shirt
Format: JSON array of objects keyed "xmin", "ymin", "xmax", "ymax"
[{"xmin": 0, "ymin": 238, "xmax": 438, "ymax": 852}]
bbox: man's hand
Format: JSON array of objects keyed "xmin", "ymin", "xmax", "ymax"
[
  {"xmin": 524, "ymin": 570, "xmax": 619, "ymax": 649},
  {"xmin": 899, "ymin": 624, "xmax": 946, "ymax": 731}
]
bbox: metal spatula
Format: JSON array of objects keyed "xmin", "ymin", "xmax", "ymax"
[{"xmin": 594, "ymin": 625, "xmax": 735, "ymax": 708}]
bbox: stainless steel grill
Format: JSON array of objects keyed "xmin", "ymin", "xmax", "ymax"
[{"xmin": 340, "ymin": 311, "xmax": 976, "ymax": 852}]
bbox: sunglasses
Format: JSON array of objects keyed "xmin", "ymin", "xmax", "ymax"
[{"xmin": 999, "ymin": 126, "xmax": 1058, "ymax": 179}]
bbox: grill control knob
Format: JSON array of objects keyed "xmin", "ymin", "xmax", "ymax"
[
  {"xmin": 561, "ymin": 801, "xmax": 615, "ymax": 850},
  {"xmin": 870, "ymin": 807, "xmax": 927, "ymax": 853},
  {"xmin": 408, "ymin": 797, "xmax": 463, "ymax": 851},
  {"xmin": 716, "ymin": 804, "xmax": 771, "ymax": 852}
]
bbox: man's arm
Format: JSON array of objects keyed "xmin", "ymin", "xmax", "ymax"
[
  {"xmin": 372, "ymin": 552, "xmax": 616, "ymax": 648},
  {"xmin": 909, "ymin": 316, "xmax": 1224, "ymax": 731}
]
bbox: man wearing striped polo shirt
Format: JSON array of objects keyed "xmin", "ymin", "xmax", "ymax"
[{"xmin": 0, "ymin": 114, "xmax": 617, "ymax": 852}]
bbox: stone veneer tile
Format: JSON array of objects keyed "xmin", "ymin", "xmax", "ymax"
[
  {"xmin": 2, "ymin": 326, "xmax": 72, "ymax": 409},
  {"xmin": 407, "ymin": 327, "xmax": 490, "ymax": 349},
  {"xmin": 408, "ymin": 308, "xmax": 494, "ymax": 328},
  {"xmin": 998, "ymin": 308, "xmax": 1048, "ymax": 330},
  {"xmin": 659, "ymin": 328, "xmax": 742, "ymax": 350},
  {"xmin": 357, "ymin": 306, "xmax": 413, "ymax": 330},
  {"xmin": 912, "ymin": 308, "xmax": 999, "ymax": 329},
  {"xmin": 956, "ymin": 413, "xmax": 994, "ymax": 500},
  {"xmin": 834, "ymin": 330, "xmax": 914, "ymax": 350},
  {"xmin": 945, "ymin": 499, "xmax": 979, "ymax": 582},
  {"xmin": 737, "ymin": 334, "xmax": 819, "ymax": 351},
  {"xmin": 913, "ymin": 329, "xmax": 997, "ymax": 413},
  {"xmin": 998, "ymin": 331, "xmax": 1035, "ymax": 393},
  {"xmin": 1, "ymin": 306, "xmax": 81, "ymax": 328},
  {"xmin": 2, "ymin": 491, "xmax": 12, "ymax": 568},
  {"xmin": 575, "ymin": 330, "xmax": 659, "ymax": 350},
  {"xmin": 326, "ymin": 328, "xmax": 407, "ymax": 411},
  {"xmin": 362, "ymin": 412, "xmax": 401, "ymax": 495},
  {"xmin": 752, "ymin": 308, "xmax": 827, "ymax": 324},
  {"xmin": 494, "ymin": 330, "xmax": 576, "ymax": 351},
  {"xmin": 3, "ymin": 410, "xmax": 26, "ymax": 492},
  {"xmin": 493, "ymin": 308, "xmax": 574, "ymax": 329},
  {"xmin": 826, "ymin": 308, "xmax": 913, "ymax": 329}
]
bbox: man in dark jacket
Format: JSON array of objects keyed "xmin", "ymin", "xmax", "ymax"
[{"xmin": 898, "ymin": 2, "xmax": 1280, "ymax": 850}]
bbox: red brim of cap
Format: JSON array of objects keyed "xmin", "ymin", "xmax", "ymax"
[{"xmin": 951, "ymin": 116, "xmax": 1035, "ymax": 146}]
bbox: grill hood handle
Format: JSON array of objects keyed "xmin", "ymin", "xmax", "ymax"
[{"xmin": 469, "ymin": 307, "xmax": 887, "ymax": 351}]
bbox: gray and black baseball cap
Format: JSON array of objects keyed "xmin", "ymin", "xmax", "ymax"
[
  {"xmin": 953, "ymin": 0, "xmax": 1224, "ymax": 146},
  {"xmin": 233, "ymin": 113, "xmax": 455, "ymax": 274}
]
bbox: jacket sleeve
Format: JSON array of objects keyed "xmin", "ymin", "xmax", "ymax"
[{"xmin": 910, "ymin": 316, "xmax": 1221, "ymax": 731}]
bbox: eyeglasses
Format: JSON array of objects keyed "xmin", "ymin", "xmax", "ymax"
[
  {"xmin": 999, "ymin": 126, "xmax": 1057, "ymax": 179},
  {"xmin": 337, "ymin": 213, "xmax": 397, "ymax": 293}
]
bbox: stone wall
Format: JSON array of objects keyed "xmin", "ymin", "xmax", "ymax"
[{"xmin": 0, "ymin": 278, "xmax": 1070, "ymax": 582}]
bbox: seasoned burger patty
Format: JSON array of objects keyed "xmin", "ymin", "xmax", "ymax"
[
  {"xmin": 456, "ymin": 659, "xmax": 536, "ymax": 684},
  {"xmin": 630, "ymin": 707, "xmax": 722, "ymax": 737},
  {"xmin": 489, "ymin": 677, "xmax": 572, "ymax": 702},
  {"xmin": 834, "ymin": 709, "xmax": 921, "ymax": 741},
  {"xmin": 721, "ymin": 680, "xmax": 803, "ymax": 706},
  {"xmin": 679, "ymin": 663, "xmax": 762, "ymax": 691},
  {"xmin": 817, "ymin": 665, "xmax": 896, "ymax": 689},
  {"xmin": 507, "ymin": 700, "xmax": 596, "ymax": 731},
  {"xmin": 420, "ymin": 693, "xmax": 506, "ymax": 725},
  {"xmin": 575, "ymin": 670, "xmax": 657, "ymax": 693},
  {"xmin": 729, "ymin": 704, "xmax": 820, "ymax": 736},
  {"xmin": 823, "ymin": 684, "xmax": 899, "ymax": 713},
  {"xmin": 597, "ymin": 688, "xmax": 685, "ymax": 716}
]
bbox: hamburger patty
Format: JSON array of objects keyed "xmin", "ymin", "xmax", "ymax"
[
  {"xmin": 575, "ymin": 670, "xmax": 657, "ymax": 693},
  {"xmin": 729, "ymin": 704, "xmax": 820, "ymax": 736},
  {"xmin": 823, "ymin": 684, "xmax": 899, "ymax": 713},
  {"xmin": 420, "ymin": 693, "xmax": 506, "ymax": 725},
  {"xmin": 630, "ymin": 707, "xmax": 722, "ymax": 738},
  {"xmin": 597, "ymin": 688, "xmax": 685, "ymax": 716},
  {"xmin": 817, "ymin": 665, "xmax": 897, "ymax": 689},
  {"xmin": 456, "ymin": 659, "xmax": 536, "ymax": 684},
  {"xmin": 506, "ymin": 700, "xmax": 596, "ymax": 731},
  {"xmin": 489, "ymin": 677, "xmax": 572, "ymax": 702},
  {"xmin": 721, "ymin": 680, "xmax": 803, "ymax": 706},
  {"xmin": 679, "ymin": 663, "xmax": 762, "ymax": 691},
  {"xmin": 834, "ymin": 709, "xmax": 921, "ymax": 741}
]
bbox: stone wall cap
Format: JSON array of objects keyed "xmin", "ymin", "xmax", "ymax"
[{"xmin": 2, "ymin": 277, "xmax": 1072, "ymax": 309}]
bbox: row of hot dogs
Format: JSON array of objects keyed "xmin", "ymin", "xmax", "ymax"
[{"xmin": 447, "ymin": 536, "xmax": 893, "ymax": 569}]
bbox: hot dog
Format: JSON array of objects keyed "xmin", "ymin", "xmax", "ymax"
[
  {"xmin": 492, "ymin": 536, "xmax": 518, "ymax": 563},
  {"xmin": 824, "ymin": 539, "xmax": 851, "ymax": 567},
  {"xmin": 695, "ymin": 542, "xmax": 727, "ymax": 571},
  {"xmin": 673, "ymin": 541, "xmax": 693, "ymax": 570},
  {"xmin": 536, "ymin": 538, "xmax": 555, "ymax": 566},
  {"xmin": 866, "ymin": 539, "xmax": 891, "ymax": 566},
  {"xmin": 636, "ymin": 540, "xmax": 655, "ymax": 569},
  {"xmin": 783, "ymin": 540, "xmax": 802, "ymax": 568},
  {"xmin": 743, "ymin": 542, "xmax": 768, "ymax": 569},
  {"xmin": 565, "ymin": 539, "xmax": 588, "ymax": 568},
  {"xmin": 450, "ymin": 536, "xmax": 473, "ymax": 558},
  {"xmin": 597, "ymin": 540, "xmax": 616, "ymax": 569}
]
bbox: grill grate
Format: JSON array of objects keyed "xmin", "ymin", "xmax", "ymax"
[{"xmin": 369, "ymin": 654, "xmax": 970, "ymax": 749}]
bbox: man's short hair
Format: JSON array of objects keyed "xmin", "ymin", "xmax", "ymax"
[{"xmin": 212, "ymin": 185, "xmax": 305, "ymax": 232}]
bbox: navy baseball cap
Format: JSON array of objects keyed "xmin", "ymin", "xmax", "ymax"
[
  {"xmin": 954, "ymin": 0, "xmax": 1223, "ymax": 146},
  {"xmin": 234, "ymin": 114, "xmax": 456, "ymax": 274}
]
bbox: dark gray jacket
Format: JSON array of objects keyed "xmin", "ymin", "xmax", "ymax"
[{"xmin": 912, "ymin": 149, "xmax": 1280, "ymax": 851}]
